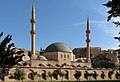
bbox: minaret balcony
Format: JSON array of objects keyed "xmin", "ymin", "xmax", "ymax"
[
  {"xmin": 86, "ymin": 30, "xmax": 90, "ymax": 33},
  {"xmin": 30, "ymin": 30, "xmax": 36, "ymax": 34},
  {"xmin": 30, "ymin": 19, "xmax": 36, "ymax": 23},
  {"xmin": 86, "ymin": 39, "xmax": 90, "ymax": 42}
]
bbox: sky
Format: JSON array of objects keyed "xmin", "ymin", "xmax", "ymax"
[{"xmin": 0, "ymin": 0, "xmax": 119, "ymax": 51}]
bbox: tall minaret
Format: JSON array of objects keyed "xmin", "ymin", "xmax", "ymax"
[
  {"xmin": 86, "ymin": 17, "xmax": 91, "ymax": 62},
  {"xmin": 30, "ymin": 2, "xmax": 36, "ymax": 59}
]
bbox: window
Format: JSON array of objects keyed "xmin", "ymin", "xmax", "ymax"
[
  {"xmin": 61, "ymin": 54, "xmax": 63, "ymax": 58},
  {"xmin": 67, "ymin": 55, "xmax": 69, "ymax": 59},
  {"xmin": 64, "ymin": 55, "xmax": 66, "ymax": 58}
]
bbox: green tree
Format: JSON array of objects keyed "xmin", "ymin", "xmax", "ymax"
[
  {"xmin": 41, "ymin": 71, "xmax": 47, "ymax": 80},
  {"xmin": 99, "ymin": 61, "xmax": 116, "ymax": 68},
  {"xmin": 28, "ymin": 69, "xmax": 37, "ymax": 80},
  {"xmin": 74, "ymin": 71, "xmax": 81, "ymax": 82},
  {"xmin": 59, "ymin": 71, "xmax": 65, "ymax": 82},
  {"xmin": 92, "ymin": 71, "xmax": 98, "ymax": 80},
  {"xmin": 115, "ymin": 71, "xmax": 120, "ymax": 79},
  {"xmin": 100, "ymin": 71, "xmax": 105, "ymax": 79},
  {"xmin": 84, "ymin": 71, "xmax": 92, "ymax": 81},
  {"xmin": 52, "ymin": 70, "xmax": 59, "ymax": 80},
  {"xmin": 103, "ymin": 0, "xmax": 120, "ymax": 48},
  {"xmin": 91, "ymin": 54, "xmax": 117, "ymax": 68},
  {"xmin": 0, "ymin": 32, "xmax": 24, "ymax": 81},
  {"xmin": 14, "ymin": 68, "xmax": 26, "ymax": 82},
  {"xmin": 48, "ymin": 71, "xmax": 53, "ymax": 82},
  {"xmin": 103, "ymin": 0, "xmax": 120, "ymax": 26},
  {"xmin": 64, "ymin": 71, "xmax": 69, "ymax": 80},
  {"xmin": 108, "ymin": 71, "xmax": 114, "ymax": 79}
]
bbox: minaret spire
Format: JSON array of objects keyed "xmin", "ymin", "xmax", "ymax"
[
  {"xmin": 30, "ymin": 1, "xmax": 36, "ymax": 59},
  {"xmin": 32, "ymin": 0, "xmax": 35, "ymax": 21},
  {"xmin": 86, "ymin": 17, "xmax": 91, "ymax": 62}
]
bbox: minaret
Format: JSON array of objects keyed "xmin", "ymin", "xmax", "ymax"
[
  {"xmin": 86, "ymin": 17, "xmax": 91, "ymax": 62},
  {"xmin": 30, "ymin": 2, "xmax": 36, "ymax": 59}
]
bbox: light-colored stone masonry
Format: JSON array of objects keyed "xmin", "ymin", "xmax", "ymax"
[{"xmin": 3, "ymin": 67, "xmax": 120, "ymax": 81}]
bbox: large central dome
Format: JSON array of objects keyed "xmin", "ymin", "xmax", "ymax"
[{"xmin": 45, "ymin": 42, "xmax": 72, "ymax": 53}]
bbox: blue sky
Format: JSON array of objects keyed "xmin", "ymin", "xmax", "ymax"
[{"xmin": 0, "ymin": 0, "xmax": 119, "ymax": 51}]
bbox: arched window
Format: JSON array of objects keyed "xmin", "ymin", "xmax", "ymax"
[
  {"xmin": 67, "ymin": 55, "xmax": 69, "ymax": 59},
  {"xmin": 61, "ymin": 54, "xmax": 63, "ymax": 58},
  {"xmin": 64, "ymin": 55, "xmax": 66, "ymax": 59}
]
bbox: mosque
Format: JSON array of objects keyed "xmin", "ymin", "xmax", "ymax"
[
  {"xmin": 29, "ymin": 2, "xmax": 91, "ymax": 68},
  {"xmin": 2, "ymin": 3, "xmax": 120, "ymax": 82}
]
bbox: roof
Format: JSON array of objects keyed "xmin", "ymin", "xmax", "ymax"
[
  {"xmin": 36, "ymin": 56, "xmax": 47, "ymax": 60},
  {"xmin": 45, "ymin": 42, "xmax": 72, "ymax": 53}
]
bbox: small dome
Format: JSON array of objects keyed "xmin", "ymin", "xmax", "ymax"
[
  {"xmin": 22, "ymin": 53, "xmax": 30, "ymax": 61},
  {"xmin": 45, "ymin": 42, "xmax": 72, "ymax": 53},
  {"xmin": 36, "ymin": 56, "xmax": 47, "ymax": 60},
  {"xmin": 75, "ymin": 58, "xmax": 87, "ymax": 62}
]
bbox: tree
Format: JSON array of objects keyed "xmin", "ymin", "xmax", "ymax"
[
  {"xmin": 115, "ymin": 71, "xmax": 120, "ymax": 79},
  {"xmin": 64, "ymin": 71, "xmax": 69, "ymax": 80},
  {"xmin": 92, "ymin": 71, "xmax": 98, "ymax": 80},
  {"xmin": 99, "ymin": 61, "xmax": 116, "ymax": 68},
  {"xmin": 28, "ymin": 69, "xmax": 37, "ymax": 80},
  {"xmin": 59, "ymin": 71, "xmax": 65, "ymax": 82},
  {"xmin": 103, "ymin": 0, "xmax": 120, "ymax": 26},
  {"xmin": 52, "ymin": 70, "xmax": 59, "ymax": 80},
  {"xmin": 74, "ymin": 71, "xmax": 81, "ymax": 82},
  {"xmin": 41, "ymin": 70, "xmax": 47, "ymax": 80},
  {"xmin": 91, "ymin": 54, "xmax": 117, "ymax": 68},
  {"xmin": 28, "ymin": 69, "xmax": 40, "ymax": 81},
  {"xmin": 84, "ymin": 71, "xmax": 89, "ymax": 80},
  {"xmin": 103, "ymin": 0, "xmax": 120, "ymax": 49},
  {"xmin": 14, "ymin": 68, "xmax": 26, "ymax": 82},
  {"xmin": 48, "ymin": 71, "xmax": 53, "ymax": 82},
  {"xmin": 100, "ymin": 71, "xmax": 105, "ymax": 79},
  {"xmin": 0, "ymin": 32, "xmax": 24, "ymax": 81},
  {"xmin": 84, "ymin": 71, "xmax": 92, "ymax": 81},
  {"xmin": 108, "ymin": 71, "xmax": 114, "ymax": 79}
]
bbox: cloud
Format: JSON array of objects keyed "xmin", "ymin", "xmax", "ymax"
[
  {"xmin": 72, "ymin": 20, "xmax": 106, "ymax": 26},
  {"xmin": 72, "ymin": 21, "xmax": 86, "ymax": 26},
  {"xmin": 103, "ymin": 42, "xmax": 119, "ymax": 50},
  {"xmin": 72, "ymin": 20, "xmax": 107, "ymax": 26},
  {"xmin": 72, "ymin": 20, "xmax": 119, "ymax": 37},
  {"xmin": 96, "ymin": 21, "xmax": 118, "ymax": 36},
  {"xmin": 112, "ymin": 17, "xmax": 120, "ymax": 22},
  {"xmin": 93, "ymin": 6, "xmax": 108, "ymax": 17},
  {"xmin": 91, "ymin": 3, "xmax": 120, "ymax": 37}
]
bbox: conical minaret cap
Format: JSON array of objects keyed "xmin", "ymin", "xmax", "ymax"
[
  {"xmin": 87, "ymin": 16, "xmax": 90, "ymax": 31},
  {"xmin": 30, "ymin": 1, "xmax": 36, "ymax": 23}
]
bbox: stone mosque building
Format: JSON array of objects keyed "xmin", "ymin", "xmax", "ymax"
[
  {"xmin": 2, "ymin": 3, "xmax": 120, "ymax": 82},
  {"xmin": 30, "ymin": 2, "xmax": 91, "ymax": 68}
]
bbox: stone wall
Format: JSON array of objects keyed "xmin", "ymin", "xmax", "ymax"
[
  {"xmin": 3, "ymin": 67, "xmax": 120, "ymax": 81},
  {"xmin": 73, "ymin": 47, "xmax": 101, "ymax": 58},
  {"xmin": 31, "ymin": 59, "xmax": 91, "ymax": 68}
]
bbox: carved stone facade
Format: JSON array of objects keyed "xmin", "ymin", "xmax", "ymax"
[{"xmin": 4, "ymin": 67, "xmax": 120, "ymax": 81}]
